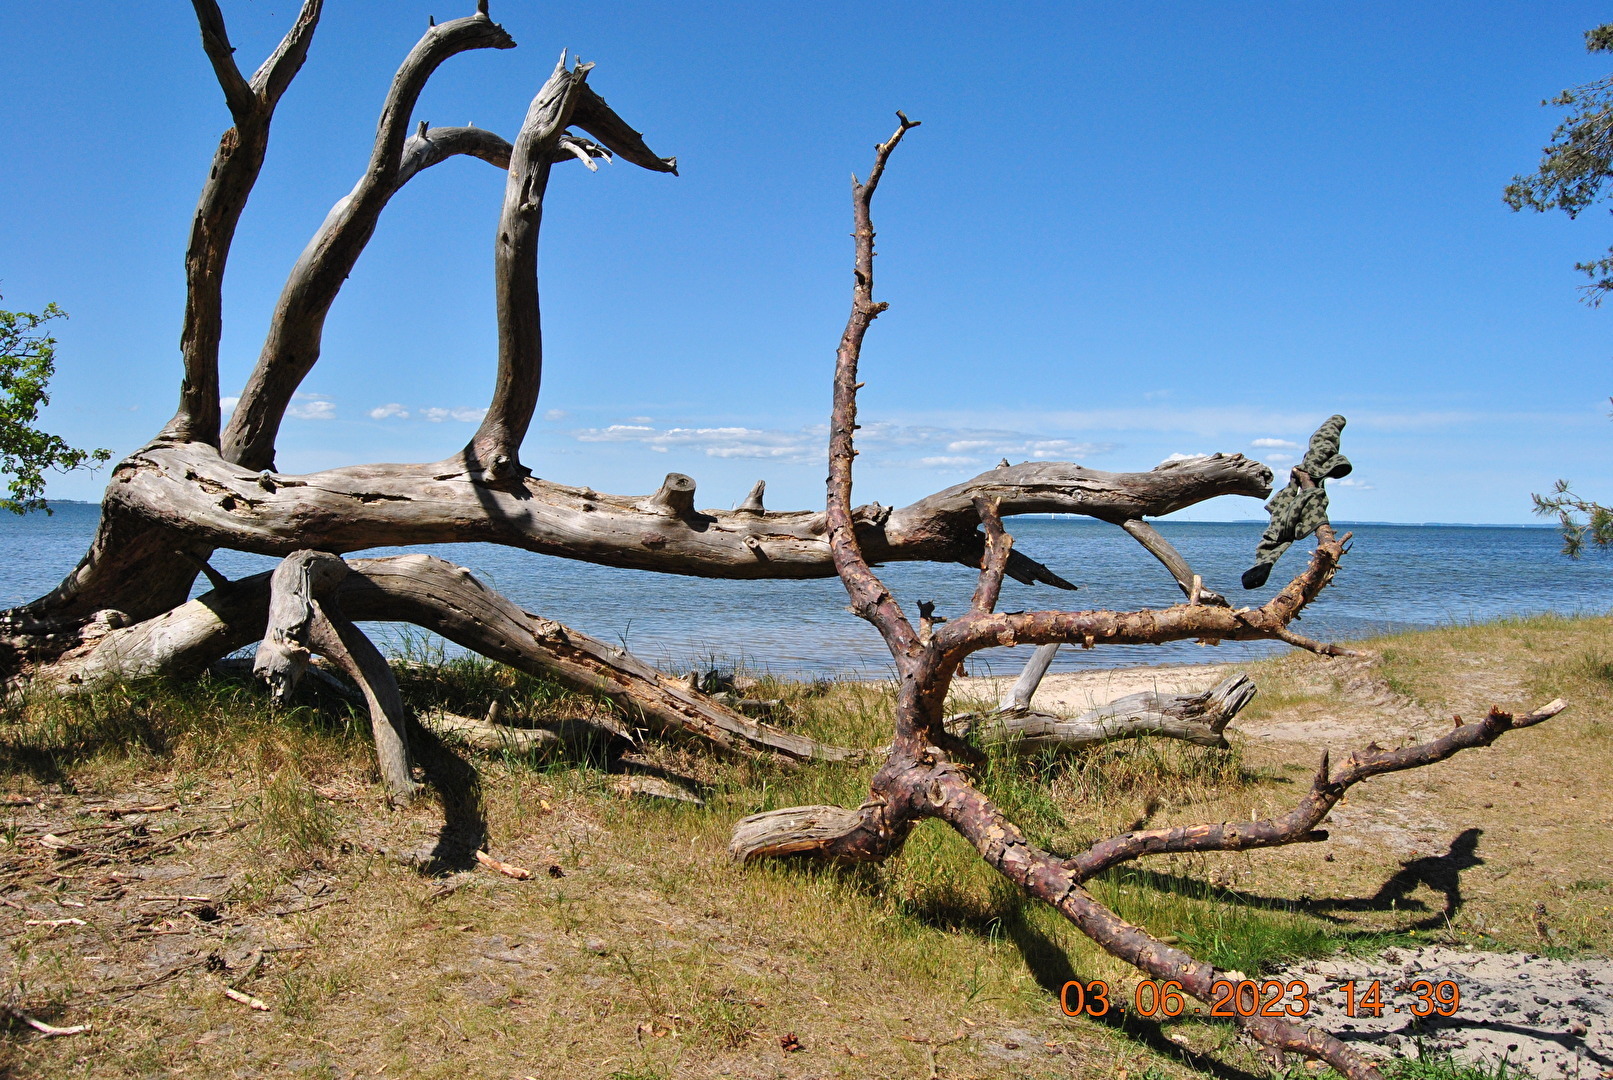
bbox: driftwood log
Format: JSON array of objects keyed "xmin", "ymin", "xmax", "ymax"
[
  {"xmin": 724, "ymin": 116, "xmax": 1567, "ymax": 1080},
  {"xmin": 949, "ymin": 673, "xmax": 1256, "ymax": 753},
  {"xmin": 4, "ymin": 3, "xmax": 1268, "ymax": 768}
]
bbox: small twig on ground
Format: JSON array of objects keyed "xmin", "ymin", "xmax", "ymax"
[
  {"xmin": 8, "ymin": 1007, "xmax": 89, "ymax": 1037},
  {"xmin": 476, "ymin": 850, "xmax": 532, "ymax": 880},
  {"xmin": 229, "ymin": 950, "xmax": 265, "ymax": 989},
  {"xmin": 222, "ymin": 984, "xmax": 270, "ymax": 1011}
]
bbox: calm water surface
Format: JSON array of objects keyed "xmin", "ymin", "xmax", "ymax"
[{"xmin": 2, "ymin": 506, "xmax": 1606, "ymax": 678}]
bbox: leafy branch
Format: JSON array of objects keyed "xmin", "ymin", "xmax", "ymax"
[
  {"xmin": 1505, "ymin": 23, "xmax": 1613, "ymax": 305},
  {"xmin": 0, "ymin": 297, "xmax": 111, "ymax": 514}
]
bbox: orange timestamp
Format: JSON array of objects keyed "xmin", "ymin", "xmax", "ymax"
[{"xmin": 1059, "ymin": 978, "xmax": 1461, "ymax": 1019}]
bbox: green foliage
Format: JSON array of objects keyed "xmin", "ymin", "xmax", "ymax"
[
  {"xmin": 1505, "ymin": 23, "xmax": 1613, "ymax": 305},
  {"xmin": 0, "ymin": 295, "xmax": 111, "ymax": 514},
  {"xmin": 1531, "ymin": 475, "xmax": 1613, "ymax": 555},
  {"xmin": 1293, "ymin": 1044, "xmax": 1522, "ymax": 1079}
]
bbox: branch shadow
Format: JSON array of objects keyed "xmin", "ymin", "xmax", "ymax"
[
  {"xmin": 406, "ymin": 720, "xmax": 487, "ymax": 875},
  {"xmin": 1003, "ymin": 912, "xmax": 1267, "ymax": 1080},
  {"xmin": 1097, "ymin": 828, "xmax": 1486, "ymax": 935}
]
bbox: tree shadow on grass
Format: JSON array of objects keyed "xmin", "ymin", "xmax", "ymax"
[
  {"xmin": 406, "ymin": 720, "xmax": 487, "ymax": 875},
  {"xmin": 1094, "ymin": 828, "xmax": 1486, "ymax": 936},
  {"xmin": 1002, "ymin": 912, "xmax": 1268, "ymax": 1080}
]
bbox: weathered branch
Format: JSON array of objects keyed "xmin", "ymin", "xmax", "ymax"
[
  {"xmin": 222, "ymin": 8, "xmax": 516, "ymax": 470},
  {"xmin": 161, "ymin": 0, "xmax": 323, "ymax": 447},
  {"xmin": 569, "ymin": 84, "xmax": 678, "ymax": 175},
  {"xmin": 40, "ymin": 555, "xmax": 854, "ymax": 764},
  {"xmin": 466, "ymin": 53, "xmax": 591, "ymax": 479},
  {"xmin": 1120, "ymin": 517, "xmax": 1228, "ymax": 606},
  {"xmin": 1065, "ymin": 697, "xmax": 1568, "ymax": 882},
  {"xmin": 826, "ymin": 112, "xmax": 925, "ymax": 665},
  {"xmin": 93, "ymin": 443, "xmax": 1265, "ymax": 587},
  {"xmin": 1000, "ymin": 643, "xmax": 1060, "ymax": 711},
  {"xmin": 949, "ymin": 674, "xmax": 1256, "ymax": 753},
  {"xmin": 253, "ymin": 551, "xmax": 417, "ymax": 802}
]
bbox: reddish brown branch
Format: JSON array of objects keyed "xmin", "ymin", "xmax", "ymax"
[
  {"xmin": 933, "ymin": 525, "xmax": 1348, "ymax": 660},
  {"xmin": 1065, "ymin": 698, "xmax": 1567, "ymax": 882},
  {"xmin": 827, "ymin": 112, "xmax": 923, "ymax": 662},
  {"xmin": 968, "ymin": 497, "xmax": 1012, "ymax": 615}
]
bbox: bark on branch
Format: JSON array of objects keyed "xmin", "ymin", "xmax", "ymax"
[
  {"xmin": 1063, "ymin": 697, "xmax": 1569, "ymax": 881},
  {"xmin": 723, "ymin": 115, "xmax": 1544, "ymax": 1080},
  {"xmin": 162, "ymin": 0, "xmax": 323, "ymax": 448},
  {"xmin": 948, "ymin": 674, "xmax": 1256, "ymax": 753}
]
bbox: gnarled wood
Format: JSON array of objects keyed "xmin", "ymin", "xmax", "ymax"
[
  {"xmin": 38, "ymin": 555, "xmax": 856, "ymax": 764},
  {"xmin": 468, "ymin": 53, "xmax": 588, "ymax": 478},
  {"xmin": 253, "ymin": 551, "xmax": 416, "ymax": 803},
  {"xmin": 89, "ymin": 441, "xmax": 1266, "ymax": 588},
  {"xmin": 721, "ymin": 119, "xmax": 1558, "ymax": 1080},
  {"xmin": 222, "ymin": 9, "xmax": 516, "ymax": 471},
  {"xmin": 949, "ymin": 674, "xmax": 1256, "ymax": 753}
]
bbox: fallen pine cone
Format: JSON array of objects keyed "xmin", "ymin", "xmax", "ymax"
[{"xmin": 780, "ymin": 1032, "xmax": 803, "ymax": 1053}]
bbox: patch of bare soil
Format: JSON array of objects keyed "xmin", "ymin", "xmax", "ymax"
[{"xmin": 1279, "ymin": 945, "xmax": 1613, "ymax": 1078}]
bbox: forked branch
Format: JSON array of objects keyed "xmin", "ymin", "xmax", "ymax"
[
  {"xmin": 162, "ymin": 0, "xmax": 323, "ymax": 448},
  {"xmin": 724, "ymin": 116, "xmax": 1557, "ymax": 1080}
]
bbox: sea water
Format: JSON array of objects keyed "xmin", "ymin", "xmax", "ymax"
[{"xmin": 2, "ymin": 505, "xmax": 1606, "ymax": 679}]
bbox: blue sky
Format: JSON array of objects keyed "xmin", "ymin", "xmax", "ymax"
[{"xmin": 3, "ymin": 1, "xmax": 1610, "ymax": 523}]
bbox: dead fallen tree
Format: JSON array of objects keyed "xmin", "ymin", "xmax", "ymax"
[
  {"xmin": 42, "ymin": 553, "xmax": 858, "ymax": 796},
  {"xmin": 1, "ymin": 2, "xmax": 1280, "ymax": 782},
  {"xmin": 726, "ymin": 116, "xmax": 1566, "ymax": 1080}
]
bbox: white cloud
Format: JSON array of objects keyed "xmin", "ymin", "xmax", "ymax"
[
  {"xmin": 1334, "ymin": 477, "xmax": 1374, "ymax": 490},
  {"xmin": 1265, "ymin": 452, "xmax": 1295, "ymax": 465},
  {"xmin": 420, "ymin": 406, "xmax": 487, "ymax": 423},
  {"xmin": 287, "ymin": 394, "xmax": 335, "ymax": 421},
  {"xmin": 626, "ymin": 416, "xmax": 653, "ymax": 424},
  {"xmin": 369, "ymin": 403, "xmax": 409, "ymax": 420},
  {"xmin": 220, "ymin": 395, "xmax": 239, "ymax": 415},
  {"xmin": 1251, "ymin": 437, "xmax": 1298, "ymax": 449},
  {"xmin": 569, "ymin": 420, "xmax": 1113, "ymax": 468},
  {"xmin": 1161, "ymin": 452, "xmax": 1207, "ymax": 463},
  {"xmin": 543, "ymin": 408, "xmax": 570, "ymax": 422}
]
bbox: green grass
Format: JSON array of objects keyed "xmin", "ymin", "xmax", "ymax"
[{"xmin": 1291, "ymin": 1045, "xmax": 1528, "ymax": 1079}]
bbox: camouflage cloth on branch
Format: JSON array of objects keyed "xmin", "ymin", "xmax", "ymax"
[{"xmin": 1241, "ymin": 415, "xmax": 1351, "ymax": 590}]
